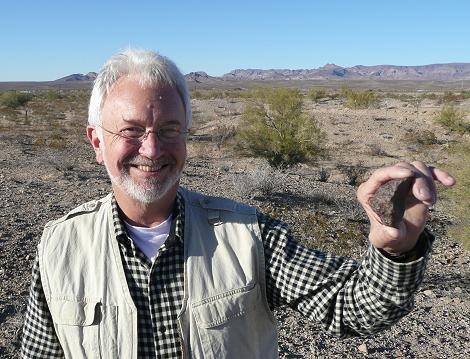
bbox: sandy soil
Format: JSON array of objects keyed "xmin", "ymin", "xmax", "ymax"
[{"xmin": 0, "ymin": 90, "xmax": 469, "ymax": 358}]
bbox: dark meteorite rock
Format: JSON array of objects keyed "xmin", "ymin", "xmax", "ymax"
[{"xmin": 371, "ymin": 177, "xmax": 414, "ymax": 228}]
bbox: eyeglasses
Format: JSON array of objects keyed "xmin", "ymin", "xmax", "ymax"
[{"xmin": 97, "ymin": 124, "xmax": 189, "ymax": 144}]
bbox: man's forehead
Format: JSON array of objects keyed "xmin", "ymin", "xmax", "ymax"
[
  {"xmin": 101, "ymin": 77, "xmax": 185, "ymax": 126},
  {"xmin": 106, "ymin": 76, "xmax": 177, "ymax": 99}
]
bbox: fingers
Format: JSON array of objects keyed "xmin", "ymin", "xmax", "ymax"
[
  {"xmin": 410, "ymin": 161, "xmax": 435, "ymax": 206},
  {"xmin": 357, "ymin": 160, "xmax": 454, "ymax": 253},
  {"xmin": 410, "ymin": 161, "xmax": 456, "ymax": 205},
  {"xmin": 431, "ymin": 167, "xmax": 456, "ymax": 187},
  {"xmin": 357, "ymin": 161, "xmax": 455, "ymax": 207},
  {"xmin": 357, "ymin": 163, "xmax": 414, "ymax": 203}
]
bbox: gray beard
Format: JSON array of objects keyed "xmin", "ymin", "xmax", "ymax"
[
  {"xmin": 103, "ymin": 155, "xmax": 181, "ymax": 204},
  {"xmin": 108, "ymin": 168, "xmax": 181, "ymax": 204}
]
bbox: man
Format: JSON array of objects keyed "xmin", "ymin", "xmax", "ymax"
[{"xmin": 22, "ymin": 49, "xmax": 455, "ymax": 359}]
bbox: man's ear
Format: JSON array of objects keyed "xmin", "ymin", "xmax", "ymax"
[{"xmin": 87, "ymin": 126, "xmax": 104, "ymax": 164}]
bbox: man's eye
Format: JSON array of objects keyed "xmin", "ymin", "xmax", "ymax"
[
  {"xmin": 120, "ymin": 128, "xmax": 145, "ymax": 138},
  {"xmin": 159, "ymin": 128, "xmax": 180, "ymax": 138}
]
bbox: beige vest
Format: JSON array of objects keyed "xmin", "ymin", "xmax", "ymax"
[{"xmin": 38, "ymin": 188, "xmax": 278, "ymax": 358}]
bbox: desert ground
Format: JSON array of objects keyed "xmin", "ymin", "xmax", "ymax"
[{"xmin": 0, "ymin": 81, "xmax": 469, "ymax": 358}]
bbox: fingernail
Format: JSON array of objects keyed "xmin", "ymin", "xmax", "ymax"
[
  {"xmin": 420, "ymin": 187, "xmax": 435, "ymax": 204},
  {"xmin": 419, "ymin": 187, "xmax": 432, "ymax": 200}
]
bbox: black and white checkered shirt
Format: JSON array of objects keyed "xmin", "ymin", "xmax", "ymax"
[{"xmin": 22, "ymin": 191, "xmax": 432, "ymax": 358}]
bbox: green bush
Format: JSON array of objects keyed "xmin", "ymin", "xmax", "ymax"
[
  {"xmin": 0, "ymin": 91, "xmax": 34, "ymax": 109},
  {"xmin": 0, "ymin": 91, "xmax": 34, "ymax": 121},
  {"xmin": 437, "ymin": 91, "xmax": 470, "ymax": 104},
  {"xmin": 43, "ymin": 90, "xmax": 64, "ymax": 100},
  {"xmin": 345, "ymin": 90, "xmax": 377, "ymax": 109},
  {"xmin": 439, "ymin": 91, "xmax": 458, "ymax": 104},
  {"xmin": 339, "ymin": 85, "xmax": 352, "ymax": 98},
  {"xmin": 418, "ymin": 92, "xmax": 438, "ymax": 101},
  {"xmin": 309, "ymin": 87, "xmax": 327, "ymax": 102},
  {"xmin": 460, "ymin": 90, "xmax": 470, "ymax": 100},
  {"xmin": 237, "ymin": 87, "xmax": 325, "ymax": 168},
  {"xmin": 191, "ymin": 89, "xmax": 248, "ymax": 100},
  {"xmin": 434, "ymin": 105, "xmax": 469, "ymax": 134},
  {"xmin": 190, "ymin": 89, "xmax": 227, "ymax": 100}
]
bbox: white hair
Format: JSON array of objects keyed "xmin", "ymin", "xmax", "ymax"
[{"xmin": 88, "ymin": 48, "xmax": 192, "ymax": 132}]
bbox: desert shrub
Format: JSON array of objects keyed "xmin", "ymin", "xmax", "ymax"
[
  {"xmin": 460, "ymin": 90, "xmax": 470, "ymax": 99},
  {"xmin": 345, "ymin": 90, "xmax": 377, "ymax": 109},
  {"xmin": 339, "ymin": 163, "xmax": 367, "ymax": 186},
  {"xmin": 190, "ymin": 90, "xmax": 204, "ymax": 99},
  {"xmin": 309, "ymin": 87, "xmax": 327, "ymax": 102},
  {"xmin": 31, "ymin": 134, "xmax": 67, "ymax": 150},
  {"xmin": 211, "ymin": 124, "xmax": 236, "ymax": 149},
  {"xmin": 437, "ymin": 90, "xmax": 470, "ymax": 104},
  {"xmin": 43, "ymin": 90, "xmax": 64, "ymax": 100},
  {"xmin": 367, "ymin": 143, "xmax": 388, "ymax": 156},
  {"xmin": 339, "ymin": 86, "xmax": 352, "ymax": 98},
  {"xmin": 32, "ymin": 137, "xmax": 47, "ymax": 148},
  {"xmin": 418, "ymin": 92, "xmax": 438, "ymax": 101},
  {"xmin": 0, "ymin": 91, "xmax": 34, "ymax": 121},
  {"xmin": 402, "ymin": 129, "xmax": 438, "ymax": 146},
  {"xmin": 382, "ymin": 92, "xmax": 406, "ymax": 102},
  {"xmin": 236, "ymin": 87, "xmax": 326, "ymax": 168},
  {"xmin": 0, "ymin": 91, "xmax": 34, "ymax": 109},
  {"xmin": 191, "ymin": 89, "xmax": 246, "ymax": 100},
  {"xmin": 439, "ymin": 91, "xmax": 459, "ymax": 104},
  {"xmin": 417, "ymin": 130, "xmax": 439, "ymax": 145},
  {"xmin": 434, "ymin": 105, "xmax": 469, "ymax": 134},
  {"xmin": 190, "ymin": 90, "xmax": 225, "ymax": 100},
  {"xmin": 444, "ymin": 139, "xmax": 470, "ymax": 249},
  {"xmin": 233, "ymin": 165, "xmax": 285, "ymax": 199},
  {"xmin": 317, "ymin": 167, "xmax": 330, "ymax": 182}
]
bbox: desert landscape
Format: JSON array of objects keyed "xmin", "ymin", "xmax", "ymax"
[{"xmin": 0, "ymin": 78, "xmax": 469, "ymax": 358}]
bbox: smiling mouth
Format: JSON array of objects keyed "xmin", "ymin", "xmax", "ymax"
[{"xmin": 131, "ymin": 164, "xmax": 170, "ymax": 172}]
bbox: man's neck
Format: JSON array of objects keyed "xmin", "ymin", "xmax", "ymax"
[{"xmin": 113, "ymin": 186, "xmax": 178, "ymax": 228}]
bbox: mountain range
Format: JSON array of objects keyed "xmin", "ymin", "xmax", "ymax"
[{"xmin": 53, "ymin": 63, "xmax": 470, "ymax": 83}]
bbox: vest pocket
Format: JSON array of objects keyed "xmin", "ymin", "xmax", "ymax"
[
  {"xmin": 191, "ymin": 284, "xmax": 277, "ymax": 358},
  {"xmin": 48, "ymin": 298, "xmax": 118, "ymax": 359},
  {"xmin": 191, "ymin": 283, "xmax": 261, "ymax": 328}
]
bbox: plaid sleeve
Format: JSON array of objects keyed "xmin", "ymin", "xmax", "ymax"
[
  {"xmin": 259, "ymin": 211, "xmax": 432, "ymax": 337},
  {"xmin": 21, "ymin": 254, "xmax": 64, "ymax": 358}
]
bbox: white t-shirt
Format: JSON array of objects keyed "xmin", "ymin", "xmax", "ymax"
[{"xmin": 123, "ymin": 214, "xmax": 173, "ymax": 263}]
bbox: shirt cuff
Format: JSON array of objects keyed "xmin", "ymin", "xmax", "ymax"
[
  {"xmin": 362, "ymin": 230, "xmax": 433, "ymax": 303},
  {"xmin": 378, "ymin": 228, "xmax": 434, "ymax": 263}
]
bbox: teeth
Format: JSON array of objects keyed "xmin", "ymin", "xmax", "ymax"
[{"xmin": 136, "ymin": 165, "xmax": 164, "ymax": 172}]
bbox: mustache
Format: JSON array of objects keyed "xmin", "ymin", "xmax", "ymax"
[{"xmin": 124, "ymin": 155, "xmax": 175, "ymax": 167}]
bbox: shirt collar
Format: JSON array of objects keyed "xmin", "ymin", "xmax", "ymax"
[{"xmin": 111, "ymin": 191, "xmax": 185, "ymax": 246}]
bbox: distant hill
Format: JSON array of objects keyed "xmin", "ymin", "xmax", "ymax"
[
  {"xmin": 220, "ymin": 63, "xmax": 470, "ymax": 81},
  {"xmin": 3, "ymin": 63, "xmax": 468, "ymax": 90},
  {"xmin": 184, "ymin": 71, "xmax": 218, "ymax": 83},
  {"xmin": 54, "ymin": 72, "xmax": 97, "ymax": 82},
  {"xmin": 50, "ymin": 63, "xmax": 470, "ymax": 83}
]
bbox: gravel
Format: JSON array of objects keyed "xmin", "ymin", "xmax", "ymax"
[{"xmin": 1, "ymin": 104, "xmax": 469, "ymax": 358}]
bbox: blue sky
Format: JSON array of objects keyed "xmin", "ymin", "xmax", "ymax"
[{"xmin": 1, "ymin": 0, "xmax": 469, "ymax": 81}]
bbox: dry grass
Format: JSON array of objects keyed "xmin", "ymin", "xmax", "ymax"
[
  {"xmin": 443, "ymin": 139, "xmax": 470, "ymax": 250},
  {"xmin": 434, "ymin": 105, "xmax": 469, "ymax": 134}
]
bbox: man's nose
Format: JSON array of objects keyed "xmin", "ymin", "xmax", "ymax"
[{"xmin": 138, "ymin": 131, "xmax": 162, "ymax": 159}]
